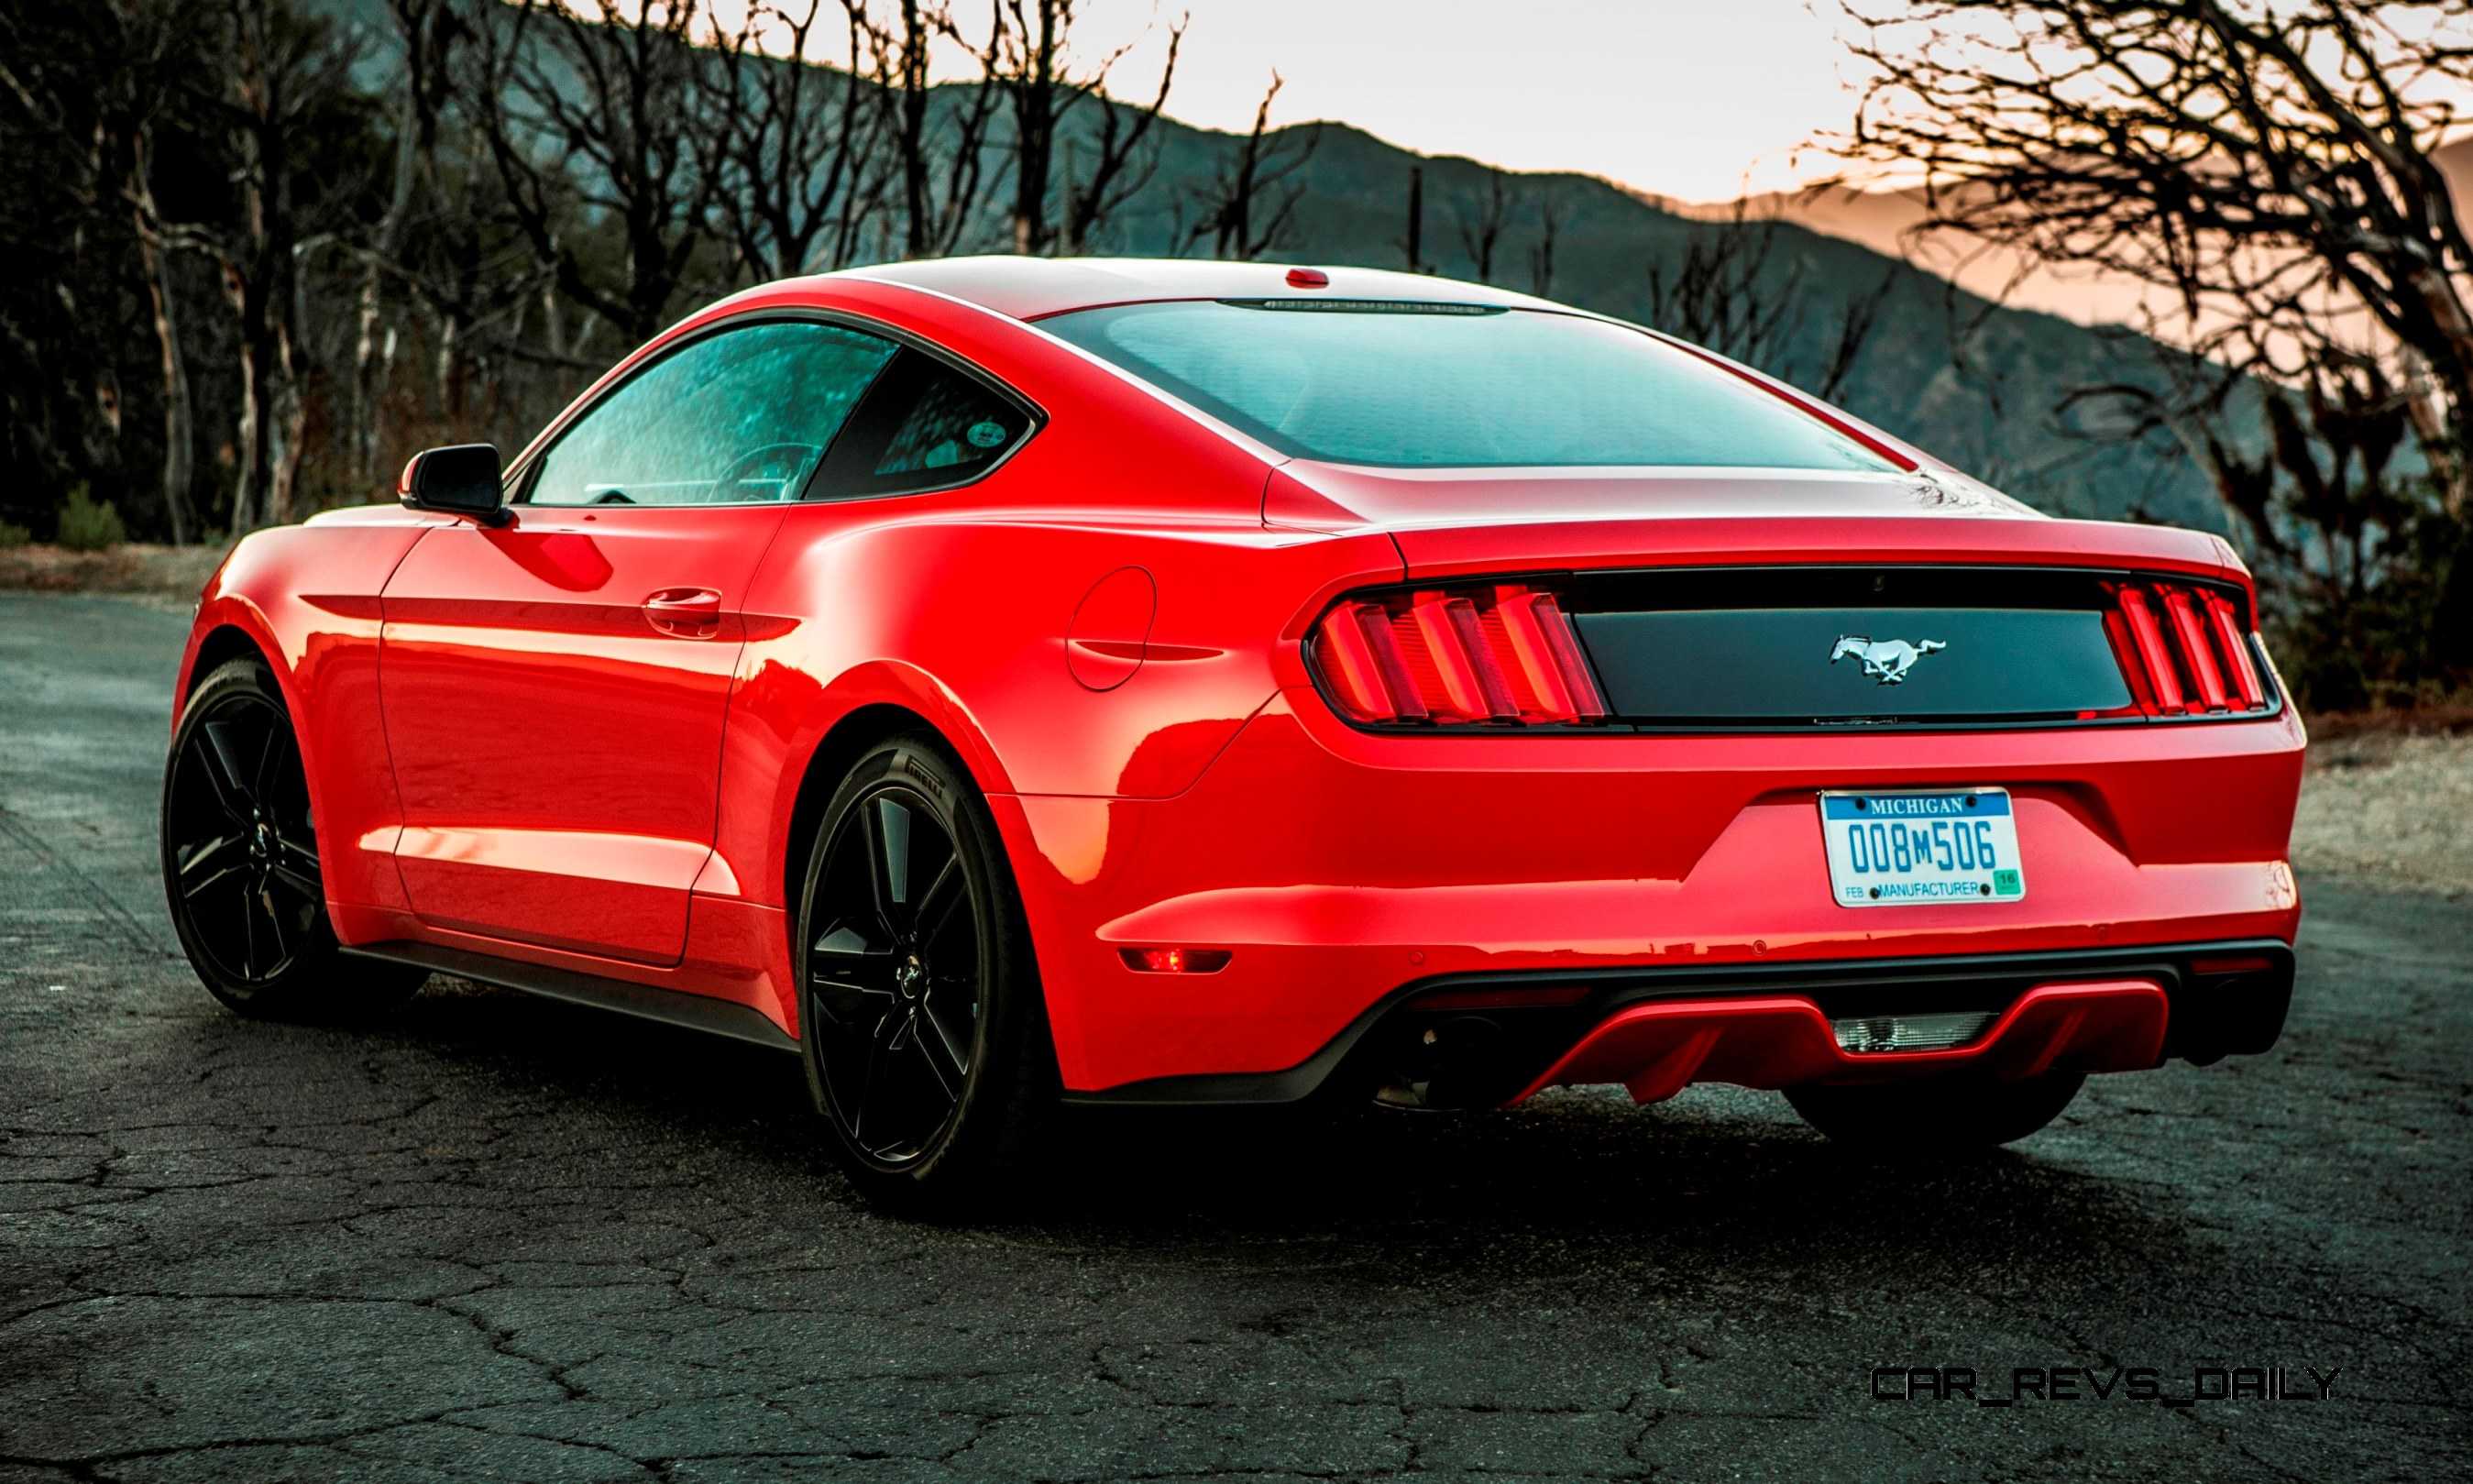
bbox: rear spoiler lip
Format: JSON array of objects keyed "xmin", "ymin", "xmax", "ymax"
[{"xmin": 1385, "ymin": 513, "xmax": 2248, "ymax": 594}]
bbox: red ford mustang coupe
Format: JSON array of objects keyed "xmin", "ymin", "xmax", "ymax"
[{"xmin": 162, "ymin": 258, "xmax": 2303, "ymax": 1205}]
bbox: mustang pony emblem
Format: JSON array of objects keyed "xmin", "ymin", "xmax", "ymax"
[{"xmin": 1830, "ymin": 634, "xmax": 1946, "ymax": 686}]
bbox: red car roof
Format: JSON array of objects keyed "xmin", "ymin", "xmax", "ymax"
[{"xmin": 836, "ymin": 255, "xmax": 1565, "ymax": 322}]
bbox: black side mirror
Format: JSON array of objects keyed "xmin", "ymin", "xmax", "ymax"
[{"xmin": 399, "ymin": 444, "xmax": 510, "ymax": 526}]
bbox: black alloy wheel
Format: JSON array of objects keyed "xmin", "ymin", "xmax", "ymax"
[
  {"xmin": 161, "ymin": 656, "xmax": 426, "ymax": 1018},
  {"xmin": 167, "ymin": 685, "xmax": 318, "ymax": 983},
  {"xmin": 797, "ymin": 736, "xmax": 1052, "ymax": 1208}
]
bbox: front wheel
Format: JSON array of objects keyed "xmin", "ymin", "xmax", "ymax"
[
  {"xmin": 160, "ymin": 655, "xmax": 427, "ymax": 1020},
  {"xmin": 795, "ymin": 735, "xmax": 1055, "ymax": 1213},
  {"xmin": 1785, "ymin": 1070, "xmax": 2086, "ymax": 1149}
]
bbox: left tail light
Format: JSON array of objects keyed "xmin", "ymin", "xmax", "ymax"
[{"xmin": 1310, "ymin": 584, "xmax": 1610, "ymax": 727}]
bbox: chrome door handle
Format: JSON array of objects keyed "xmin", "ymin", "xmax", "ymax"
[{"xmin": 642, "ymin": 588, "xmax": 723, "ymax": 637}]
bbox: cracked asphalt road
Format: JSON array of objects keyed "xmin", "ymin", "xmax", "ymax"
[{"xmin": 3, "ymin": 591, "xmax": 2468, "ymax": 1481}]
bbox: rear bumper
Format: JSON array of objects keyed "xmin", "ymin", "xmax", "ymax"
[
  {"xmin": 1004, "ymin": 687, "xmax": 2304, "ymax": 1097},
  {"xmin": 1512, "ymin": 979, "xmax": 2171, "ymax": 1105},
  {"xmin": 1060, "ymin": 939, "xmax": 2293, "ymax": 1106}
]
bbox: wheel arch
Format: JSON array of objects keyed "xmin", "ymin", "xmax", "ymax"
[
  {"xmin": 177, "ymin": 597, "xmax": 305, "ymax": 733},
  {"xmin": 775, "ymin": 699, "xmax": 1067, "ymax": 1077},
  {"xmin": 780, "ymin": 701, "xmax": 949, "ymax": 920},
  {"xmin": 185, "ymin": 623, "xmax": 277, "ymax": 700}
]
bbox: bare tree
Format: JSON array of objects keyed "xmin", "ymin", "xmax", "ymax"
[
  {"xmin": 878, "ymin": 0, "xmax": 1003, "ymax": 258},
  {"xmin": 1400, "ymin": 164, "xmax": 1428, "ymax": 273},
  {"xmin": 131, "ymin": 0, "xmax": 370, "ymax": 534},
  {"xmin": 466, "ymin": 0, "xmax": 720, "ymax": 346},
  {"xmin": 1836, "ymin": 0, "xmax": 2473, "ymax": 515},
  {"xmin": 0, "ymin": 0, "xmax": 208, "ymax": 540},
  {"xmin": 994, "ymin": 0, "xmax": 1186, "ymax": 257},
  {"xmin": 702, "ymin": 1, "xmax": 889, "ymax": 282},
  {"xmin": 1182, "ymin": 71, "xmax": 1317, "ymax": 259},
  {"xmin": 1527, "ymin": 192, "xmax": 1563, "ymax": 297},
  {"xmin": 1454, "ymin": 171, "xmax": 1511, "ymax": 282},
  {"xmin": 1643, "ymin": 202, "xmax": 1896, "ymax": 401},
  {"xmin": 1059, "ymin": 21, "xmax": 1184, "ymax": 254},
  {"xmin": 338, "ymin": 0, "xmax": 469, "ymax": 489}
]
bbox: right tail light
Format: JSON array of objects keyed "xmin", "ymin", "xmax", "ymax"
[
  {"xmin": 1311, "ymin": 584, "xmax": 1609, "ymax": 727},
  {"xmin": 2105, "ymin": 580, "xmax": 2270, "ymax": 716}
]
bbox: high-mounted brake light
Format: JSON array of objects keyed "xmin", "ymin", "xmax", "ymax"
[
  {"xmin": 1310, "ymin": 584, "xmax": 1609, "ymax": 727},
  {"xmin": 2105, "ymin": 580, "xmax": 2269, "ymax": 718}
]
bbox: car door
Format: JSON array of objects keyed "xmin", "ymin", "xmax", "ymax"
[{"xmin": 379, "ymin": 316, "xmax": 897, "ymax": 964}]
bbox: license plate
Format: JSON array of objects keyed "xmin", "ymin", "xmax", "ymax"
[{"xmin": 1819, "ymin": 788, "xmax": 2025, "ymax": 907}]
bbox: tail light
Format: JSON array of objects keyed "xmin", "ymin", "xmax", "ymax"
[
  {"xmin": 2104, "ymin": 580, "xmax": 2270, "ymax": 717},
  {"xmin": 1311, "ymin": 584, "xmax": 1610, "ymax": 726}
]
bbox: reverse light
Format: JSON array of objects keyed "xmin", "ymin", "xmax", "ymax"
[
  {"xmin": 1120, "ymin": 947, "xmax": 1233, "ymax": 974},
  {"xmin": 2104, "ymin": 580, "xmax": 2270, "ymax": 718},
  {"xmin": 1831, "ymin": 1010, "xmax": 1998, "ymax": 1053},
  {"xmin": 1310, "ymin": 584, "xmax": 1610, "ymax": 727}
]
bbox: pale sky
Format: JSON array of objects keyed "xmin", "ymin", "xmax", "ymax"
[{"xmin": 1016, "ymin": 0, "xmax": 1865, "ymax": 202}]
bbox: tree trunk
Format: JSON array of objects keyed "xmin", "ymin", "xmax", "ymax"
[
  {"xmin": 137, "ymin": 227, "xmax": 196, "ymax": 545},
  {"xmin": 350, "ymin": 263, "xmax": 385, "ymax": 489},
  {"xmin": 1009, "ymin": 4, "xmax": 1058, "ymax": 258},
  {"xmin": 353, "ymin": 90, "xmax": 419, "ymax": 490},
  {"xmin": 1012, "ymin": 96, "xmax": 1053, "ymax": 255},
  {"xmin": 228, "ymin": 263, "xmax": 265, "ymax": 535},
  {"xmin": 128, "ymin": 131, "xmax": 196, "ymax": 545},
  {"xmin": 226, "ymin": 259, "xmax": 305, "ymax": 533},
  {"xmin": 2392, "ymin": 345, "xmax": 2469, "ymax": 522},
  {"xmin": 434, "ymin": 310, "xmax": 464, "ymax": 420},
  {"xmin": 898, "ymin": 1, "xmax": 930, "ymax": 258},
  {"xmin": 2398, "ymin": 270, "xmax": 2473, "ymax": 519},
  {"xmin": 1404, "ymin": 166, "xmax": 1423, "ymax": 273},
  {"xmin": 267, "ymin": 351, "xmax": 303, "ymax": 526}
]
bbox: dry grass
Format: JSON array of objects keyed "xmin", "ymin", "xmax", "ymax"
[
  {"xmin": 2301, "ymin": 704, "xmax": 2473, "ymax": 743},
  {"xmin": 2296, "ymin": 729, "xmax": 2473, "ymax": 895},
  {"xmin": 0, "ymin": 543, "xmax": 228, "ymax": 598}
]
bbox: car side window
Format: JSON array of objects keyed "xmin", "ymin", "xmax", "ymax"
[
  {"xmin": 527, "ymin": 320, "xmax": 896, "ymax": 507},
  {"xmin": 816, "ymin": 348, "xmax": 1033, "ymax": 500}
]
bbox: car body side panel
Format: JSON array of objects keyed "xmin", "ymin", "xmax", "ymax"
[
  {"xmin": 173, "ymin": 505, "xmax": 443, "ymax": 922},
  {"xmin": 375, "ymin": 503, "xmax": 793, "ymax": 965}
]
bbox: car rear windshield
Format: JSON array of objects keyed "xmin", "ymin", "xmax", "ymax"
[{"xmin": 1039, "ymin": 300, "xmax": 1896, "ymax": 472}]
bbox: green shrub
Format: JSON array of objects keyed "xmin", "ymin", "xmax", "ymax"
[
  {"xmin": 0, "ymin": 519, "xmax": 30, "ymax": 548},
  {"xmin": 55, "ymin": 485, "xmax": 125, "ymax": 552}
]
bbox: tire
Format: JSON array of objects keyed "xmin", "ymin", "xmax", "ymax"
[
  {"xmin": 1784, "ymin": 1070, "xmax": 2086, "ymax": 1149},
  {"xmin": 160, "ymin": 655, "xmax": 428, "ymax": 1021},
  {"xmin": 794, "ymin": 734, "xmax": 1055, "ymax": 1214}
]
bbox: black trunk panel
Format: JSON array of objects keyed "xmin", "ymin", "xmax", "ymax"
[{"xmin": 1575, "ymin": 606, "xmax": 2132, "ymax": 722}]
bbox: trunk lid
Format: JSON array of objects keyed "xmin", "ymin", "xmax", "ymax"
[{"xmin": 1266, "ymin": 462, "xmax": 2242, "ymax": 584}]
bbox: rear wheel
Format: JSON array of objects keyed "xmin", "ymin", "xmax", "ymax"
[
  {"xmin": 796, "ymin": 735, "xmax": 1053, "ymax": 1213},
  {"xmin": 160, "ymin": 656, "xmax": 427, "ymax": 1020},
  {"xmin": 1785, "ymin": 1070, "xmax": 2085, "ymax": 1149}
]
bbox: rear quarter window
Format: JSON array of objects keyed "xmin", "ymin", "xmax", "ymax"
[{"xmin": 816, "ymin": 348, "xmax": 1034, "ymax": 500}]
